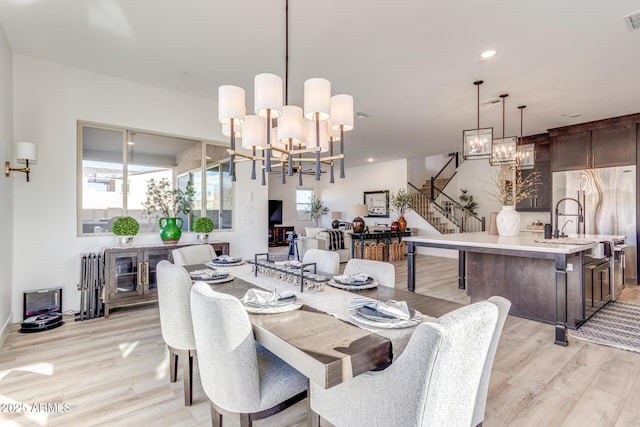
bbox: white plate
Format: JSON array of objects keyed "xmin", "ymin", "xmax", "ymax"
[
  {"xmin": 348, "ymin": 307, "xmax": 422, "ymax": 329},
  {"xmin": 327, "ymin": 279, "xmax": 378, "ymax": 290},
  {"xmin": 207, "ymin": 259, "xmax": 245, "ymax": 267},
  {"xmin": 244, "ymin": 301, "xmax": 303, "ymax": 314},
  {"xmin": 200, "ymin": 275, "xmax": 235, "ymax": 284}
]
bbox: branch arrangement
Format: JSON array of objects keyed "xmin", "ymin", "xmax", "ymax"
[{"xmin": 487, "ymin": 166, "xmax": 542, "ymax": 206}]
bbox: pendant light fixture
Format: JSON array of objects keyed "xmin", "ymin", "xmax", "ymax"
[
  {"xmin": 463, "ymin": 80, "xmax": 493, "ymax": 160},
  {"xmin": 490, "ymin": 93, "xmax": 517, "ymax": 165},
  {"xmin": 516, "ymin": 105, "xmax": 535, "ymax": 169},
  {"xmin": 217, "ymin": 0, "xmax": 354, "ymax": 186}
]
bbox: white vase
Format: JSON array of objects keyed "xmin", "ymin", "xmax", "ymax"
[{"xmin": 496, "ymin": 205, "xmax": 521, "ymax": 237}]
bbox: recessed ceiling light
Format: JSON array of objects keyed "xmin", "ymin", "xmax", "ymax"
[
  {"xmin": 480, "ymin": 50, "xmax": 497, "ymax": 59},
  {"xmin": 367, "ymin": 158, "xmax": 374, "ymax": 163},
  {"xmin": 568, "ymin": 113, "xmax": 582, "ymax": 118}
]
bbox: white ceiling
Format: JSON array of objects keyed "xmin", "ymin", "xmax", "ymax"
[{"xmin": 1, "ymin": 0, "xmax": 640, "ymax": 168}]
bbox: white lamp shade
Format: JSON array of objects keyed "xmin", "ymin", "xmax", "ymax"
[
  {"xmin": 351, "ymin": 204, "xmax": 368, "ymax": 217},
  {"xmin": 222, "ymin": 122, "xmax": 243, "ymax": 137},
  {"xmin": 331, "ymin": 211, "xmax": 342, "ymax": 220},
  {"xmin": 218, "ymin": 85, "xmax": 246, "ymax": 124},
  {"xmin": 17, "ymin": 142, "xmax": 37, "ymax": 164},
  {"xmin": 304, "ymin": 78, "xmax": 331, "ymax": 120},
  {"xmin": 278, "ymin": 105, "xmax": 304, "ymax": 145},
  {"xmin": 330, "ymin": 94, "xmax": 354, "ymax": 131},
  {"xmin": 305, "ymin": 119, "xmax": 329, "ymax": 152},
  {"xmin": 328, "ymin": 124, "xmax": 341, "ymax": 141},
  {"xmin": 254, "ymin": 73, "xmax": 283, "ymax": 118},
  {"xmin": 242, "ymin": 115, "xmax": 266, "ymax": 149}
]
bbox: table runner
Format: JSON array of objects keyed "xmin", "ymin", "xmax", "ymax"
[{"xmin": 228, "ymin": 264, "xmax": 435, "ymax": 356}]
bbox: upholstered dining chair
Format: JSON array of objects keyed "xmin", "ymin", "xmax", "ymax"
[
  {"xmin": 156, "ymin": 260, "xmax": 197, "ymax": 406},
  {"xmin": 473, "ymin": 296, "xmax": 511, "ymax": 427},
  {"xmin": 172, "ymin": 244, "xmax": 217, "ymax": 266},
  {"xmin": 309, "ymin": 299, "xmax": 502, "ymax": 427},
  {"xmin": 190, "ymin": 282, "xmax": 308, "ymax": 427},
  {"xmin": 302, "ymin": 248, "xmax": 340, "ymax": 276},
  {"xmin": 342, "ymin": 258, "xmax": 396, "ymax": 288}
]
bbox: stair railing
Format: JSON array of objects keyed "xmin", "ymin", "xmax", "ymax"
[{"xmin": 430, "ymin": 152, "xmax": 459, "ymax": 199}]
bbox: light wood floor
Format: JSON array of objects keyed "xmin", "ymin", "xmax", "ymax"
[{"xmin": 1, "ymin": 255, "xmax": 640, "ymax": 426}]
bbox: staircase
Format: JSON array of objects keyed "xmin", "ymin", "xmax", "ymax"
[{"xmin": 408, "ymin": 152, "xmax": 485, "ymax": 234}]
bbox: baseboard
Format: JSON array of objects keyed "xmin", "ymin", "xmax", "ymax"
[{"xmin": 0, "ymin": 311, "xmax": 12, "ymax": 350}]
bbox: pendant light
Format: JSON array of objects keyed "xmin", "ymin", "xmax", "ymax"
[
  {"xmin": 516, "ymin": 105, "xmax": 535, "ymax": 169},
  {"xmin": 490, "ymin": 93, "xmax": 517, "ymax": 165},
  {"xmin": 463, "ymin": 80, "xmax": 493, "ymax": 160}
]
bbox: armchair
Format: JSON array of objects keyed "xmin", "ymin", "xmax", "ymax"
[{"xmin": 298, "ymin": 227, "xmax": 352, "ymax": 263}]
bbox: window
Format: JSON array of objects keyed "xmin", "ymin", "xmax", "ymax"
[
  {"xmin": 78, "ymin": 123, "xmax": 232, "ymax": 235},
  {"xmin": 296, "ymin": 189, "xmax": 314, "ymax": 221}
]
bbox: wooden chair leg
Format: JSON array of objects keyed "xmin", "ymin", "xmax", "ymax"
[
  {"xmin": 211, "ymin": 403, "xmax": 222, "ymax": 427},
  {"xmin": 239, "ymin": 413, "xmax": 251, "ymax": 427},
  {"xmin": 308, "ymin": 410, "xmax": 321, "ymax": 427},
  {"xmin": 182, "ymin": 350, "xmax": 194, "ymax": 406},
  {"xmin": 169, "ymin": 348, "xmax": 178, "ymax": 383}
]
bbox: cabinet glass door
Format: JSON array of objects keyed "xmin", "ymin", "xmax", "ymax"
[
  {"xmin": 114, "ymin": 253, "xmax": 141, "ymax": 295},
  {"xmin": 146, "ymin": 250, "xmax": 171, "ymax": 291}
]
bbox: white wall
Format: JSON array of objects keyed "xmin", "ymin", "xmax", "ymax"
[
  {"xmin": 267, "ymin": 174, "xmax": 324, "ymax": 234},
  {"xmin": 11, "ymin": 54, "xmax": 268, "ymax": 322},
  {"xmin": 0, "ymin": 25, "xmax": 13, "ymax": 343},
  {"xmin": 407, "ymin": 153, "xmax": 450, "ymax": 187}
]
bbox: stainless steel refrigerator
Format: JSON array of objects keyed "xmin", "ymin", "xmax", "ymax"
[{"xmin": 552, "ymin": 165, "xmax": 637, "ymax": 285}]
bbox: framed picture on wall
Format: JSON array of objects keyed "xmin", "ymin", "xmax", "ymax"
[{"xmin": 364, "ymin": 190, "xmax": 389, "ymax": 218}]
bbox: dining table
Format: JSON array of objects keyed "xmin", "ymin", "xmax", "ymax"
[{"xmin": 185, "ymin": 262, "xmax": 461, "ymax": 389}]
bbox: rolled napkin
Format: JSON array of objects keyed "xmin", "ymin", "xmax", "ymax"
[
  {"xmin": 334, "ymin": 273, "xmax": 369, "ymax": 284},
  {"xmin": 240, "ymin": 288, "xmax": 296, "ymax": 306},
  {"xmin": 190, "ymin": 269, "xmax": 218, "ymax": 279},
  {"xmin": 348, "ymin": 296, "xmax": 411, "ymax": 320}
]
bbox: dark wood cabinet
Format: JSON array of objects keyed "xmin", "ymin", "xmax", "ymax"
[
  {"xmin": 517, "ymin": 137, "xmax": 552, "ymax": 212},
  {"xmin": 104, "ymin": 241, "xmax": 229, "ymax": 316},
  {"xmin": 269, "ymin": 226, "xmax": 294, "ymax": 246},
  {"xmin": 552, "ymin": 131, "xmax": 590, "ymax": 171},
  {"xmin": 591, "ymin": 124, "xmax": 636, "ymax": 168},
  {"xmin": 550, "ymin": 115, "xmax": 638, "ymax": 171}
]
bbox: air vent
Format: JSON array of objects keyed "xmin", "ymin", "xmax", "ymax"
[
  {"xmin": 354, "ymin": 111, "xmax": 371, "ymax": 119},
  {"xmin": 624, "ymin": 11, "xmax": 640, "ymax": 30},
  {"xmin": 480, "ymin": 97, "xmax": 501, "ymax": 108}
]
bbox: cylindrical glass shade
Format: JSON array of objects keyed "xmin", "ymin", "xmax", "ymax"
[
  {"xmin": 16, "ymin": 142, "xmax": 37, "ymax": 164},
  {"xmin": 305, "ymin": 120, "xmax": 329, "ymax": 152},
  {"xmin": 218, "ymin": 85, "xmax": 246, "ymax": 124},
  {"xmin": 278, "ymin": 105, "xmax": 304, "ymax": 145},
  {"xmin": 222, "ymin": 122, "xmax": 243, "ymax": 137},
  {"xmin": 242, "ymin": 115, "xmax": 266, "ymax": 149},
  {"xmin": 303, "ymin": 78, "xmax": 331, "ymax": 120},
  {"xmin": 254, "ymin": 73, "xmax": 283, "ymax": 118},
  {"xmin": 330, "ymin": 94, "xmax": 354, "ymax": 131}
]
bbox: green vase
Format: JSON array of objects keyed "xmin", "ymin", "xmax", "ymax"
[{"xmin": 159, "ymin": 217, "xmax": 183, "ymax": 244}]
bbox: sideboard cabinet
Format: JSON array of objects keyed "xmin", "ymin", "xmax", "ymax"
[{"xmin": 103, "ymin": 241, "xmax": 229, "ymax": 316}]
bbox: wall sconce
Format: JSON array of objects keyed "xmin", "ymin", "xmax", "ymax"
[{"xmin": 5, "ymin": 142, "xmax": 37, "ymax": 182}]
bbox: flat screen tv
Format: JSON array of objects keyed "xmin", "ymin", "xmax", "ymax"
[{"xmin": 268, "ymin": 199, "xmax": 283, "ymax": 225}]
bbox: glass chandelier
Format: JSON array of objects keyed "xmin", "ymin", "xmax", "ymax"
[
  {"xmin": 463, "ymin": 80, "xmax": 493, "ymax": 160},
  {"xmin": 516, "ymin": 105, "xmax": 535, "ymax": 169},
  {"xmin": 490, "ymin": 93, "xmax": 517, "ymax": 165}
]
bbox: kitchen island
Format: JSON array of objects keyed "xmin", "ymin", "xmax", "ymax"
[{"xmin": 405, "ymin": 232, "xmax": 624, "ymax": 346}]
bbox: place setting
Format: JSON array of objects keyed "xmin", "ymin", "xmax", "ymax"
[
  {"xmin": 206, "ymin": 255, "xmax": 245, "ymax": 267},
  {"xmin": 328, "ymin": 273, "xmax": 378, "ymax": 290},
  {"xmin": 189, "ymin": 267, "xmax": 234, "ymax": 284},
  {"xmin": 348, "ymin": 296, "xmax": 422, "ymax": 329},
  {"xmin": 240, "ymin": 287, "xmax": 303, "ymax": 314}
]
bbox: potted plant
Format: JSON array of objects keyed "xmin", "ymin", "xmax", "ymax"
[
  {"xmin": 305, "ymin": 195, "xmax": 329, "ymax": 227},
  {"xmin": 142, "ymin": 178, "xmax": 195, "ymax": 244},
  {"xmin": 458, "ymin": 189, "xmax": 478, "ymax": 217},
  {"xmin": 390, "ymin": 188, "xmax": 416, "ymax": 232},
  {"xmin": 111, "ymin": 216, "xmax": 139, "ymax": 247},
  {"xmin": 193, "ymin": 216, "xmax": 214, "ymax": 244}
]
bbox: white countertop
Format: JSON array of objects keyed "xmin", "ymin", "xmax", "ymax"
[{"xmin": 405, "ymin": 232, "xmax": 625, "ymax": 255}]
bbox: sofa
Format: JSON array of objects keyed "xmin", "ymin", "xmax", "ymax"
[{"xmin": 298, "ymin": 227, "xmax": 352, "ymax": 263}]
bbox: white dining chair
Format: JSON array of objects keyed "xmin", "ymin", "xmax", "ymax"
[
  {"xmin": 156, "ymin": 260, "xmax": 197, "ymax": 406},
  {"xmin": 343, "ymin": 258, "xmax": 396, "ymax": 288},
  {"xmin": 302, "ymin": 248, "xmax": 340, "ymax": 276},
  {"xmin": 172, "ymin": 244, "xmax": 217, "ymax": 266},
  {"xmin": 190, "ymin": 282, "xmax": 307, "ymax": 427},
  {"xmin": 473, "ymin": 296, "xmax": 511, "ymax": 427},
  {"xmin": 309, "ymin": 299, "xmax": 501, "ymax": 427}
]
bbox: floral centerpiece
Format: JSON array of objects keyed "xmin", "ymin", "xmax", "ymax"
[
  {"xmin": 142, "ymin": 178, "xmax": 195, "ymax": 244},
  {"xmin": 489, "ymin": 166, "xmax": 541, "ymax": 236},
  {"xmin": 390, "ymin": 188, "xmax": 416, "ymax": 232},
  {"xmin": 193, "ymin": 216, "xmax": 214, "ymax": 244}
]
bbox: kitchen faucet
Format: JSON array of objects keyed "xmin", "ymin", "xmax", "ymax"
[
  {"xmin": 554, "ymin": 197, "xmax": 583, "ymax": 238},
  {"xmin": 561, "ymin": 219, "xmax": 574, "ymax": 237}
]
